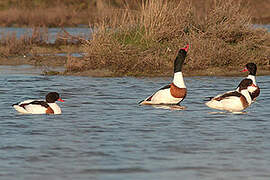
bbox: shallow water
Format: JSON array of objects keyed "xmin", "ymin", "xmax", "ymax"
[
  {"xmin": 1, "ymin": 66, "xmax": 270, "ymax": 180},
  {"xmin": 0, "ymin": 27, "xmax": 91, "ymax": 43}
]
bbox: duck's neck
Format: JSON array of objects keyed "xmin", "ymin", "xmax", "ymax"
[
  {"xmin": 241, "ymin": 89, "xmax": 252, "ymax": 105},
  {"xmin": 173, "ymin": 72, "xmax": 186, "ymax": 88},
  {"xmin": 247, "ymin": 75, "xmax": 256, "ymax": 85}
]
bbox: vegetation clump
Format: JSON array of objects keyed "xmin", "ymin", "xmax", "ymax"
[
  {"xmin": 0, "ymin": 0, "xmax": 269, "ymax": 76},
  {"xmin": 65, "ymin": 0, "xmax": 270, "ymax": 76}
]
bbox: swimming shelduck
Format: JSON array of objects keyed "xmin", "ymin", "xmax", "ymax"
[
  {"xmin": 139, "ymin": 45, "xmax": 189, "ymax": 105},
  {"xmin": 205, "ymin": 79, "xmax": 255, "ymax": 112},
  {"xmin": 12, "ymin": 92, "xmax": 64, "ymax": 114},
  {"xmin": 241, "ymin": 62, "xmax": 260, "ymax": 101}
]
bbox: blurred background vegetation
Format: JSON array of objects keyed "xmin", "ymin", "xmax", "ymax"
[{"xmin": 0, "ymin": 0, "xmax": 269, "ymax": 27}]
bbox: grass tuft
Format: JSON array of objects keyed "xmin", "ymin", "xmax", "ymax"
[{"xmin": 66, "ymin": 0, "xmax": 270, "ymax": 76}]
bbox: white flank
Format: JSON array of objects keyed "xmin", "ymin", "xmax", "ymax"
[
  {"xmin": 13, "ymin": 105, "xmax": 31, "ymax": 114},
  {"xmin": 205, "ymin": 96, "xmax": 243, "ymax": 112},
  {"xmin": 150, "ymin": 88, "xmax": 183, "ymax": 104},
  {"xmin": 140, "ymin": 72, "xmax": 186, "ymax": 105},
  {"xmin": 24, "ymin": 104, "xmax": 48, "ymax": 114},
  {"xmin": 205, "ymin": 89, "xmax": 252, "ymax": 112},
  {"xmin": 140, "ymin": 88, "xmax": 183, "ymax": 105}
]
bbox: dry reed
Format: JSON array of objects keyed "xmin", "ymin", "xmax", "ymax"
[
  {"xmin": 0, "ymin": 0, "xmax": 269, "ymax": 27},
  {"xmin": 68, "ymin": 0, "xmax": 269, "ymax": 76},
  {"xmin": 0, "ymin": 27, "xmax": 49, "ymax": 56},
  {"xmin": 0, "ymin": 27, "xmax": 83, "ymax": 57}
]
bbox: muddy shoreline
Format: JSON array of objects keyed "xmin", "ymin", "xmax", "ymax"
[{"xmin": 1, "ymin": 56, "xmax": 269, "ymax": 77}]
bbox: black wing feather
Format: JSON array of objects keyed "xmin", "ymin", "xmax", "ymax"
[
  {"xmin": 214, "ymin": 91, "xmax": 241, "ymax": 101},
  {"xmin": 16, "ymin": 100, "xmax": 50, "ymax": 109}
]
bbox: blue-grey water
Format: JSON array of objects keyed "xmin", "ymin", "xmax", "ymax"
[
  {"xmin": 0, "ymin": 65, "xmax": 270, "ymax": 180},
  {"xmin": 0, "ymin": 27, "xmax": 91, "ymax": 44}
]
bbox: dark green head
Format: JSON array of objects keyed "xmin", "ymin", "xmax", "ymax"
[
  {"xmin": 241, "ymin": 63, "xmax": 257, "ymax": 76},
  {"xmin": 174, "ymin": 44, "xmax": 189, "ymax": 73},
  {"xmin": 46, "ymin": 92, "xmax": 64, "ymax": 103}
]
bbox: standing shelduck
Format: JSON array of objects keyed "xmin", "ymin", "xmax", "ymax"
[
  {"xmin": 205, "ymin": 79, "xmax": 255, "ymax": 112},
  {"xmin": 139, "ymin": 45, "xmax": 189, "ymax": 105},
  {"xmin": 241, "ymin": 63, "xmax": 260, "ymax": 101},
  {"xmin": 12, "ymin": 92, "xmax": 64, "ymax": 114}
]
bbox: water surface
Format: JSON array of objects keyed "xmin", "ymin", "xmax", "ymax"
[
  {"xmin": 0, "ymin": 67, "xmax": 270, "ymax": 180},
  {"xmin": 0, "ymin": 27, "xmax": 91, "ymax": 43}
]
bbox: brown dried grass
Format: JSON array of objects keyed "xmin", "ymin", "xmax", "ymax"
[
  {"xmin": 69, "ymin": 0, "xmax": 270, "ymax": 76},
  {"xmin": 0, "ymin": 27, "xmax": 83, "ymax": 57},
  {"xmin": 0, "ymin": 7, "xmax": 79, "ymax": 27},
  {"xmin": 0, "ymin": 0, "xmax": 269, "ymax": 27},
  {"xmin": 69, "ymin": 0, "xmax": 193, "ymax": 76},
  {"xmin": 187, "ymin": 0, "xmax": 270, "ymax": 69},
  {"xmin": 0, "ymin": 27, "xmax": 49, "ymax": 57}
]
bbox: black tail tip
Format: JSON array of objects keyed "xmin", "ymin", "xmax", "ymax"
[{"xmin": 12, "ymin": 103, "xmax": 19, "ymax": 107}]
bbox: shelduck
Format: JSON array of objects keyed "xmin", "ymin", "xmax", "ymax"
[
  {"xmin": 139, "ymin": 45, "xmax": 189, "ymax": 105},
  {"xmin": 13, "ymin": 92, "xmax": 64, "ymax": 114},
  {"xmin": 205, "ymin": 79, "xmax": 255, "ymax": 112}
]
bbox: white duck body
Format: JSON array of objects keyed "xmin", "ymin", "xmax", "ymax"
[
  {"xmin": 142, "ymin": 72, "xmax": 186, "ymax": 105},
  {"xmin": 205, "ymin": 79, "xmax": 254, "ymax": 112},
  {"xmin": 13, "ymin": 99, "xmax": 43, "ymax": 114},
  {"xmin": 13, "ymin": 100, "xmax": 62, "ymax": 114},
  {"xmin": 144, "ymin": 88, "xmax": 180, "ymax": 105},
  {"xmin": 13, "ymin": 92, "xmax": 63, "ymax": 114},
  {"xmin": 205, "ymin": 89, "xmax": 252, "ymax": 112}
]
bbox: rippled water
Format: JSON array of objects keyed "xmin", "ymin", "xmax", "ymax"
[
  {"xmin": 1, "ymin": 65, "xmax": 270, "ymax": 180},
  {"xmin": 0, "ymin": 27, "xmax": 91, "ymax": 43}
]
